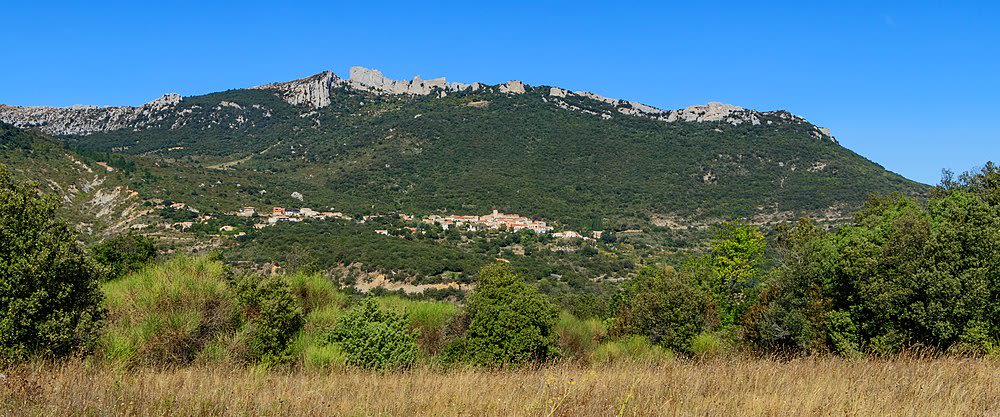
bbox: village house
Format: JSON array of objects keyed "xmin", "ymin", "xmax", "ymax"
[
  {"xmin": 237, "ymin": 207, "xmax": 256, "ymax": 217},
  {"xmin": 553, "ymin": 230, "xmax": 594, "ymax": 240},
  {"xmin": 423, "ymin": 209, "xmax": 552, "ymax": 233}
]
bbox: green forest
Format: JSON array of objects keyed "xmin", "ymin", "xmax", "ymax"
[{"xmin": 2, "ymin": 162, "xmax": 997, "ymax": 368}]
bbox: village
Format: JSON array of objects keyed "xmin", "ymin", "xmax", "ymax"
[
  {"xmin": 155, "ymin": 202, "xmax": 597, "ymax": 241},
  {"xmin": 421, "ymin": 209, "xmax": 599, "ymax": 240}
]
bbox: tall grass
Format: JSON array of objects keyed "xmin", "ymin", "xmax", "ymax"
[
  {"xmin": 377, "ymin": 296, "xmax": 460, "ymax": 355},
  {"xmin": 555, "ymin": 312, "xmax": 607, "ymax": 362},
  {"xmin": 100, "ymin": 256, "xmax": 233, "ymax": 365},
  {"xmin": 591, "ymin": 335, "xmax": 674, "ymax": 364},
  {"xmin": 3, "ymin": 356, "xmax": 996, "ymax": 416},
  {"xmin": 285, "ymin": 272, "xmax": 350, "ymax": 370}
]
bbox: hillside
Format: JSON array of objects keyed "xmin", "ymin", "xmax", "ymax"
[
  {"xmin": 1, "ymin": 67, "xmax": 926, "ymax": 230},
  {"xmin": 0, "ymin": 122, "xmax": 144, "ymax": 238}
]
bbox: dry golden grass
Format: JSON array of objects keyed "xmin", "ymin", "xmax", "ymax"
[{"xmin": 2, "ymin": 356, "xmax": 998, "ymax": 416}]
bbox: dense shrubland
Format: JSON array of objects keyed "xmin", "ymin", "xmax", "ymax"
[
  {"xmin": 65, "ymin": 85, "xmax": 924, "ymax": 229},
  {"xmin": 1, "ymin": 163, "xmax": 998, "ymax": 370}
]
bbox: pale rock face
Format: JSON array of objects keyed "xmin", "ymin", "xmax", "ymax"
[
  {"xmin": 673, "ymin": 102, "xmax": 745, "ymax": 122},
  {"xmin": 291, "ymin": 191, "xmax": 304, "ymax": 202},
  {"xmin": 549, "ymin": 87, "xmax": 567, "ymax": 97},
  {"xmin": 251, "ymin": 70, "xmax": 344, "ymax": 109},
  {"xmin": 0, "ymin": 93, "xmax": 183, "ymax": 135},
  {"xmin": 347, "ymin": 66, "xmax": 474, "ymax": 96},
  {"xmin": 498, "ymin": 80, "xmax": 526, "ymax": 94}
]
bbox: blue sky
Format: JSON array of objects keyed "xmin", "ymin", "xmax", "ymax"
[{"xmin": 2, "ymin": 1, "xmax": 997, "ymax": 184}]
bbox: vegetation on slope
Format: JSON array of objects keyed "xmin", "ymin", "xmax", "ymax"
[{"xmin": 66, "ymin": 86, "xmax": 926, "ymax": 228}]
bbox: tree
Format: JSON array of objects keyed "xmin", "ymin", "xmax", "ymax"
[
  {"xmin": 232, "ymin": 273, "xmax": 304, "ymax": 365},
  {"xmin": 459, "ymin": 263, "xmax": 560, "ymax": 365},
  {"xmin": 0, "ymin": 166, "xmax": 105, "ymax": 359},
  {"xmin": 749, "ymin": 180, "xmax": 1000, "ymax": 355},
  {"xmin": 610, "ymin": 267, "xmax": 708, "ymax": 353},
  {"xmin": 704, "ymin": 222, "xmax": 766, "ymax": 327},
  {"xmin": 327, "ymin": 297, "xmax": 418, "ymax": 369},
  {"xmin": 91, "ymin": 233, "xmax": 157, "ymax": 280},
  {"xmin": 744, "ymin": 219, "xmax": 841, "ymax": 353}
]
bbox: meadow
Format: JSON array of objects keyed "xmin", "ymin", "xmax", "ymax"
[{"xmin": 3, "ymin": 355, "xmax": 997, "ymax": 416}]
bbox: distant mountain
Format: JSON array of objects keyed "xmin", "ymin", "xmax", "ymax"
[{"xmin": 0, "ymin": 67, "xmax": 926, "ymax": 229}]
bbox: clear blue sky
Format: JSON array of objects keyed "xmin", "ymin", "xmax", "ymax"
[{"xmin": 2, "ymin": 1, "xmax": 997, "ymax": 184}]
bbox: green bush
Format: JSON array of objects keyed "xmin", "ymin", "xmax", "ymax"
[
  {"xmin": 689, "ymin": 332, "xmax": 729, "ymax": 358},
  {"xmin": 459, "ymin": 263, "xmax": 560, "ymax": 365},
  {"xmin": 232, "ymin": 274, "xmax": 305, "ymax": 365},
  {"xmin": 378, "ymin": 296, "xmax": 459, "ymax": 355},
  {"xmin": 100, "ymin": 256, "xmax": 233, "ymax": 364},
  {"xmin": 705, "ymin": 222, "xmax": 766, "ymax": 327},
  {"xmin": 590, "ymin": 335, "xmax": 673, "ymax": 364},
  {"xmin": 285, "ymin": 272, "xmax": 347, "ymax": 314},
  {"xmin": 0, "ymin": 167, "xmax": 105, "ymax": 360},
  {"xmin": 825, "ymin": 310, "xmax": 860, "ymax": 357},
  {"xmin": 327, "ymin": 298, "xmax": 418, "ymax": 370},
  {"xmin": 91, "ymin": 233, "xmax": 157, "ymax": 280},
  {"xmin": 555, "ymin": 312, "xmax": 607, "ymax": 362},
  {"xmin": 610, "ymin": 267, "xmax": 708, "ymax": 353}
]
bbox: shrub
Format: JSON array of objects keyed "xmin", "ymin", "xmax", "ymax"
[
  {"xmin": 327, "ymin": 298, "xmax": 418, "ymax": 370},
  {"xmin": 555, "ymin": 312, "xmax": 607, "ymax": 362},
  {"xmin": 232, "ymin": 274, "xmax": 305, "ymax": 365},
  {"xmin": 825, "ymin": 310, "xmax": 860, "ymax": 357},
  {"xmin": 379, "ymin": 296, "xmax": 460, "ymax": 355},
  {"xmin": 0, "ymin": 167, "xmax": 105, "ymax": 360},
  {"xmin": 689, "ymin": 332, "xmax": 729, "ymax": 358},
  {"xmin": 91, "ymin": 233, "xmax": 157, "ymax": 280},
  {"xmin": 100, "ymin": 256, "xmax": 233, "ymax": 364},
  {"xmin": 459, "ymin": 263, "xmax": 560, "ymax": 365},
  {"xmin": 610, "ymin": 267, "xmax": 708, "ymax": 353},
  {"xmin": 705, "ymin": 222, "xmax": 766, "ymax": 327},
  {"xmin": 590, "ymin": 335, "xmax": 673, "ymax": 364},
  {"xmin": 285, "ymin": 272, "xmax": 347, "ymax": 314}
]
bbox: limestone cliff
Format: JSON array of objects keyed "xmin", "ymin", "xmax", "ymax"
[{"xmin": 0, "ymin": 93, "xmax": 182, "ymax": 136}]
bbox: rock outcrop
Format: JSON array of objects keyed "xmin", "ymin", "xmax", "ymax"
[
  {"xmin": 347, "ymin": 66, "xmax": 478, "ymax": 95},
  {"xmin": 251, "ymin": 70, "xmax": 344, "ymax": 108},
  {"xmin": 498, "ymin": 80, "xmax": 526, "ymax": 94},
  {"xmin": 0, "ymin": 93, "xmax": 183, "ymax": 136},
  {"xmin": 546, "ymin": 88, "xmax": 835, "ymax": 141}
]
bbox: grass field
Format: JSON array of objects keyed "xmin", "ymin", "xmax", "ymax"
[{"xmin": 3, "ymin": 356, "xmax": 997, "ymax": 416}]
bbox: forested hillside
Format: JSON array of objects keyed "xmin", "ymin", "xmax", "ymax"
[{"xmin": 20, "ymin": 71, "xmax": 925, "ymax": 229}]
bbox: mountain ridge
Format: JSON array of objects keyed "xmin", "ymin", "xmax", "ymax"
[
  {"xmin": 0, "ymin": 65, "xmax": 924, "ymax": 233},
  {"xmin": 0, "ymin": 66, "xmax": 836, "ymax": 142}
]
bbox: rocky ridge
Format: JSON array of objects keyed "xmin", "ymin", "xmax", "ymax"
[
  {"xmin": 0, "ymin": 67, "xmax": 834, "ymax": 141},
  {"xmin": 0, "ymin": 93, "xmax": 182, "ymax": 136},
  {"xmin": 545, "ymin": 87, "xmax": 835, "ymax": 141}
]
